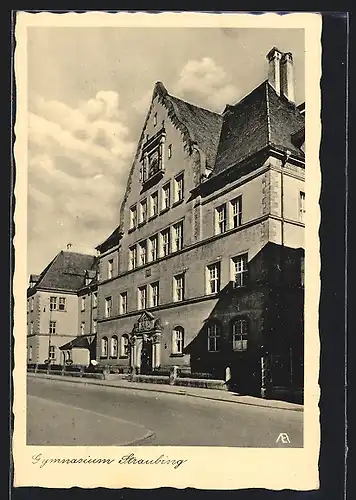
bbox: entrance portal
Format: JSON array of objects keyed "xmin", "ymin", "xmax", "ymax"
[
  {"xmin": 129, "ymin": 311, "xmax": 162, "ymax": 374},
  {"xmin": 141, "ymin": 338, "xmax": 153, "ymax": 374}
]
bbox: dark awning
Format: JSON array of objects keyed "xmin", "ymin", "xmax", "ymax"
[{"xmin": 59, "ymin": 334, "xmax": 96, "ymax": 351}]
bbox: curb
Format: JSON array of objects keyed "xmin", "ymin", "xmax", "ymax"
[{"xmin": 27, "ymin": 372, "xmax": 303, "ymax": 412}]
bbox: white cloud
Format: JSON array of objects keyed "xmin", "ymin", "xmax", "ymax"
[
  {"xmin": 28, "ymin": 91, "xmax": 135, "ymax": 273},
  {"xmin": 173, "ymin": 57, "xmax": 239, "ymax": 111},
  {"xmin": 132, "ymin": 89, "xmax": 153, "ymax": 115}
]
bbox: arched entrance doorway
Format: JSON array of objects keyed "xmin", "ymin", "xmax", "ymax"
[{"xmin": 128, "ymin": 311, "xmax": 162, "ymax": 375}]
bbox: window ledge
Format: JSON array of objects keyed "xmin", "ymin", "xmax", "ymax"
[
  {"xmin": 128, "ymin": 227, "xmax": 136, "ymax": 234},
  {"xmin": 172, "ymin": 199, "xmax": 184, "ymax": 208},
  {"xmin": 170, "ymin": 353, "xmax": 184, "ymax": 358},
  {"xmin": 119, "ymin": 355, "xmax": 129, "ymax": 359},
  {"xmin": 109, "ymin": 356, "xmax": 118, "ymax": 359},
  {"xmin": 148, "ymin": 214, "xmax": 158, "ymax": 222},
  {"xmin": 137, "ymin": 221, "xmax": 147, "ymax": 228},
  {"xmin": 160, "ymin": 207, "xmax": 170, "ymax": 215},
  {"xmin": 100, "ymin": 356, "xmax": 108, "ymax": 360}
]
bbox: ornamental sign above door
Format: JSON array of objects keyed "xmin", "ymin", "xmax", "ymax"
[{"xmin": 132, "ymin": 311, "xmax": 161, "ymax": 334}]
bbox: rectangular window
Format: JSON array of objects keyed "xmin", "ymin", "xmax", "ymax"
[
  {"xmin": 129, "ymin": 245, "xmax": 137, "ymax": 270},
  {"xmin": 30, "ymin": 297, "xmax": 34, "ymax": 312},
  {"xmin": 231, "ymin": 196, "xmax": 242, "ymax": 228},
  {"xmin": 138, "ymin": 286, "xmax": 147, "ymax": 310},
  {"xmin": 49, "ymin": 320, "xmax": 56, "ymax": 335},
  {"xmin": 105, "ymin": 297, "xmax": 112, "ymax": 318},
  {"xmin": 207, "ymin": 262, "xmax": 221, "ymax": 294},
  {"xmin": 153, "ymin": 112, "xmax": 157, "ymax": 126},
  {"xmin": 49, "ymin": 345, "xmax": 56, "ymax": 360},
  {"xmin": 232, "ymin": 254, "xmax": 248, "ymax": 288},
  {"xmin": 172, "ymin": 327, "xmax": 184, "ymax": 355},
  {"xmin": 168, "ymin": 144, "xmax": 172, "ymax": 159},
  {"xmin": 30, "ymin": 321, "xmax": 34, "ymax": 335},
  {"xmin": 172, "ymin": 220, "xmax": 184, "ymax": 252},
  {"xmin": 232, "ymin": 319, "xmax": 248, "ymax": 351},
  {"xmin": 150, "ymin": 282, "xmax": 159, "ymax": 307},
  {"xmin": 81, "ymin": 296, "xmax": 86, "ymax": 311},
  {"xmin": 299, "ymin": 191, "xmax": 306, "ymax": 222},
  {"xmin": 59, "ymin": 297, "xmax": 66, "ymax": 311},
  {"xmin": 92, "ymin": 319, "xmax": 97, "ymax": 334},
  {"xmin": 173, "ymin": 274, "xmax": 185, "ymax": 302},
  {"xmin": 174, "ymin": 173, "xmax": 184, "ymax": 203},
  {"xmin": 139, "ymin": 241, "xmax": 147, "ymax": 266},
  {"xmin": 162, "ymin": 183, "xmax": 171, "ymax": 210},
  {"xmin": 139, "ymin": 199, "xmax": 147, "ymax": 224},
  {"xmin": 108, "ymin": 259, "xmax": 113, "ymax": 279},
  {"xmin": 29, "ymin": 345, "xmax": 33, "ymax": 361},
  {"xmin": 50, "ymin": 296, "xmax": 57, "ymax": 311},
  {"xmin": 27, "ymin": 300, "xmax": 29, "ymax": 313},
  {"xmin": 93, "ymin": 292, "xmax": 98, "ymax": 308},
  {"xmin": 216, "ymin": 204, "xmax": 227, "ymax": 234},
  {"xmin": 120, "ymin": 292, "xmax": 128, "ymax": 315},
  {"xmin": 161, "ymin": 228, "xmax": 171, "ymax": 257},
  {"xmin": 149, "ymin": 235, "xmax": 158, "ymax": 261},
  {"xmin": 150, "ymin": 191, "xmax": 159, "ymax": 217},
  {"xmin": 129, "ymin": 205, "xmax": 137, "ymax": 229},
  {"xmin": 80, "ymin": 321, "xmax": 85, "ymax": 335}
]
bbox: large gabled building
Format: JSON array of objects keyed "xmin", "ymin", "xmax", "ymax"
[
  {"xmin": 27, "ymin": 250, "xmax": 98, "ymax": 366},
  {"xmin": 94, "ymin": 47, "xmax": 305, "ymax": 399}
]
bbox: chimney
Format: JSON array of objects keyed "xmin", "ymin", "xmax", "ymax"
[
  {"xmin": 280, "ymin": 52, "xmax": 295, "ymax": 103},
  {"xmin": 266, "ymin": 47, "xmax": 283, "ymax": 95}
]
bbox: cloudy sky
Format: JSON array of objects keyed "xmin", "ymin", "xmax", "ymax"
[{"xmin": 27, "ymin": 26, "xmax": 305, "ymax": 274}]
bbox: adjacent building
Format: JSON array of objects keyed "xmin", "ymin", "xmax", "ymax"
[
  {"xmin": 94, "ymin": 47, "xmax": 305, "ymax": 398},
  {"xmin": 27, "ymin": 250, "xmax": 98, "ymax": 366}
]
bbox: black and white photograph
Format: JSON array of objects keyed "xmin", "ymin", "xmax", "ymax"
[{"xmin": 13, "ymin": 11, "xmax": 321, "ymax": 491}]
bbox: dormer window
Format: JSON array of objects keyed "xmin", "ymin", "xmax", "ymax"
[
  {"xmin": 140, "ymin": 129, "xmax": 166, "ymax": 187},
  {"xmin": 153, "ymin": 113, "xmax": 157, "ymax": 127}
]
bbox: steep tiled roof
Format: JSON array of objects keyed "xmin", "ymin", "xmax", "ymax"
[
  {"xmin": 32, "ymin": 251, "xmax": 97, "ymax": 292},
  {"xmin": 168, "ymin": 94, "xmax": 223, "ymax": 168},
  {"xmin": 212, "ymin": 81, "xmax": 305, "ymax": 176}
]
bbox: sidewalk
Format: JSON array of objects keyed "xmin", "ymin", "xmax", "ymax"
[{"xmin": 27, "ymin": 372, "xmax": 303, "ymax": 412}]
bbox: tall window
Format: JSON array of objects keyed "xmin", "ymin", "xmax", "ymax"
[
  {"xmin": 207, "ymin": 262, "xmax": 221, "ymax": 294},
  {"xmin": 49, "ymin": 345, "xmax": 56, "ymax": 360},
  {"xmin": 173, "ymin": 274, "xmax": 185, "ymax": 302},
  {"xmin": 168, "ymin": 144, "xmax": 172, "ymax": 159},
  {"xmin": 150, "ymin": 191, "xmax": 159, "ymax": 217},
  {"xmin": 232, "ymin": 254, "xmax": 248, "ymax": 287},
  {"xmin": 50, "ymin": 296, "xmax": 57, "ymax": 311},
  {"xmin": 232, "ymin": 319, "xmax": 248, "ymax": 351},
  {"xmin": 216, "ymin": 204, "xmax": 227, "ymax": 234},
  {"xmin": 129, "ymin": 205, "xmax": 137, "ymax": 229},
  {"xmin": 149, "ymin": 235, "xmax": 158, "ymax": 261},
  {"xmin": 120, "ymin": 292, "xmax": 128, "ymax": 314},
  {"xmin": 80, "ymin": 321, "xmax": 85, "ymax": 335},
  {"xmin": 138, "ymin": 286, "xmax": 147, "ymax": 310},
  {"xmin": 172, "ymin": 326, "xmax": 184, "ymax": 355},
  {"xmin": 111, "ymin": 336, "xmax": 118, "ymax": 358},
  {"xmin": 299, "ymin": 191, "xmax": 306, "ymax": 222},
  {"xmin": 92, "ymin": 318, "xmax": 97, "ymax": 334},
  {"xmin": 173, "ymin": 221, "xmax": 183, "ymax": 251},
  {"xmin": 161, "ymin": 228, "xmax": 171, "ymax": 257},
  {"xmin": 101, "ymin": 337, "xmax": 108, "ymax": 357},
  {"xmin": 139, "ymin": 199, "xmax": 147, "ymax": 224},
  {"xmin": 49, "ymin": 320, "xmax": 56, "ymax": 335},
  {"xmin": 174, "ymin": 173, "xmax": 184, "ymax": 203},
  {"xmin": 231, "ymin": 196, "xmax": 242, "ymax": 228},
  {"xmin": 153, "ymin": 112, "xmax": 157, "ymax": 126},
  {"xmin": 30, "ymin": 297, "xmax": 34, "ymax": 312},
  {"xmin": 129, "ymin": 246, "xmax": 137, "ymax": 270},
  {"xmin": 59, "ymin": 297, "xmax": 66, "ymax": 311},
  {"xmin": 108, "ymin": 259, "xmax": 113, "ymax": 279},
  {"xmin": 139, "ymin": 241, "xmax": 147, "ymax": 266},
  {"xmin": 30, "ymin": 321, "xmax": 34, "ymax": 335},
  {"xmin": 105, "ymin": 297, "xmax": 112, "ymax": 318},
  {"xmin": 207, "ymin": 323, "xmax": 221, "ymax": 352},
  {"xmin": 29, "ymin": 345, "xmax": 33, "ymax": 361},
  {"xmin": 120, "ymin": 335, "xmax": 129, "ymax": 357},
  {"xmin": 93, "ymin": 292, "xmax": 98, "ymax": 308},
  {"xmin": 150, "ymin": 282, "xmax": 159, "ymax": 307},
  {"xmin": 162, "ymin": 183, "xmax": 171, "ymax": 210}
]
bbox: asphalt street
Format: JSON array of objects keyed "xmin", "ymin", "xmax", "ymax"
[{"xmin": 27, "ymin": 376, "xmax": 303, "ymax": 447}]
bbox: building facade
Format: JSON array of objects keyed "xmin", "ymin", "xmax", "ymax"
[
  {"xmin": 95, "ymin": 47, "xmax": 305, "ymax": 399},
  {"xmin": 27, "ymin": 251, "xmax": 98, "ymax": 366}
]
